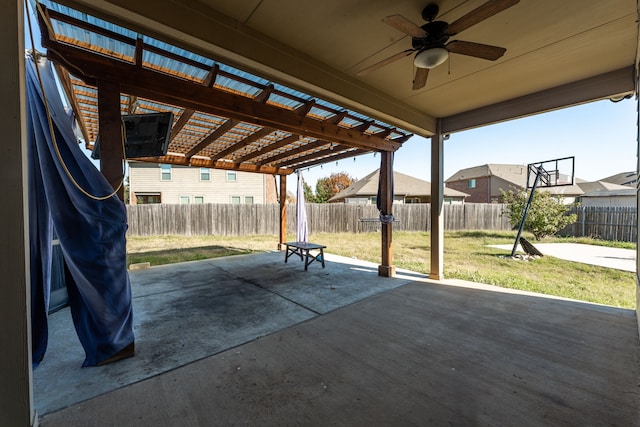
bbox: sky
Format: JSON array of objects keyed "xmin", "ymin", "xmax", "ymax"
[{"xmin": 300, "ymin": 97, "xmax": 638, "ymax": 188}]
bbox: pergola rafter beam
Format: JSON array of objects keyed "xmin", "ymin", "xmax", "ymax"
[
  {"xmin": 275, "ymin": 144, "xmax": 350, "ymax": 168},
  {"xmin": 42, "ymin": 36, "xmax": 401, "ymax": 153},
  {"xmin": 210, "ymin": 126, "xmax": 273, "ymax": 162},
  {"xmin": 185, "ymin": 119, "xmax": 238, "ymax": 158},
  {"xmin": 237, "ymin": 133, "xmax": 300, "ymax": 163},
  {"xmin": 288, "ymin": 148, "xmax": 369, "ymax": 170},
  {"xmin": 170, "ymin": 108, "xmax": 195, "ymax": 142},
  {"xmin": 138, "ymin": 153, "xmax": 292, "ymax": 175},
  {"xmin": 260, "ymin": 141, "xmax": 330, "ymax": 166}
]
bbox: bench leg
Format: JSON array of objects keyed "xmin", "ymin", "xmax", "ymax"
[
  {"xmin": 304, "ymin": 249, "xmax": 310, "ymax": 270},
  {"xmin": 285, "ymin": 246, "xmax": 304, "ymax": 263}
]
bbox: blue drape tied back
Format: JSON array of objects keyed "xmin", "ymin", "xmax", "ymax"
[{"xmin": 26, "ymin": 53, "xmax": 134, "ymax": 367}]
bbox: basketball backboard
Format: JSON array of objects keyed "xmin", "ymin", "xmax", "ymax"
[{"xmin": 526, "ymin": 156, "xmax": 575, "ymax": 188}]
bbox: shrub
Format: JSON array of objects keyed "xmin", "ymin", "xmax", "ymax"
[{"xmin": 501, "ymin": 189, "xmax": 578, "ymax": 240}]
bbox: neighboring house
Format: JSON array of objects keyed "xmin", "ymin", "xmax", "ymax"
[
  {"xmin": 540, "ymin": 181, "xmax": 634, "ymax": 204},
  {"xmin": 328, "ymin": 169, "xmax": 468, "ymax": 204},
  {"xmin": 446, "ymin": 163, "xmax": 636, "ymax": 206},
  {"xmin": 599, "ymin": 171, "xmax": 637, "ymax": 187},
  {"xmin": 128, "ymin": 162, "xmax": 278, "ymax": 204},
  {"xmin": 579, "ymin": 188, "xmax": 637, "ymax": 207},
  {"xmin": 580, "ymin": 187, "xmax": 637, "ymax": 208},
  {"xmin": 445, "ymin": 164, "xmax": 528, "ymax": 203}
]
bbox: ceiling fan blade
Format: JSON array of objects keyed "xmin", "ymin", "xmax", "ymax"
[
  {"xmin": 446, "ymin": 0, "xmax": 520, "ymax": 36},
  {"xmin": 447, "ymin": 40, "xmax": 506, "ymax": 60},
  {"xmin": 412, "ymin": 67, "xmax": 429, "ymax": 90},
  {"xmin": 358, "ymin": 49, "xmax": 415, "ymax": 76},
  {"xmin": 382, "ymin": 14, "xmax": 427, "ymax": 38}
]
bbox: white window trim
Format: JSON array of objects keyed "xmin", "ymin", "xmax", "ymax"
[
  {"xmin": 226, "ymin": 171, "xmax": 238, "ymax": 182},
  {"xmin": 160, "ymin": 164, "xmax": 172, "ymax": 181}
]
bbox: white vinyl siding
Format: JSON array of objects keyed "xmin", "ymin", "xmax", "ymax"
[{"xmin": 129, "ymin": 162, "xmax": 267, "ymax": 204}]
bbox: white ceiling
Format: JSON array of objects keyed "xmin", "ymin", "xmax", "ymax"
[{"xmin": 60, "ymin": 0, "xmax": 638, "ymax": 137}]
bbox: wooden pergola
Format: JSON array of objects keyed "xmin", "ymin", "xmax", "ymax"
[{"xmin": 37, "ymin": 4, "xmax": 411, "ymax": 276}]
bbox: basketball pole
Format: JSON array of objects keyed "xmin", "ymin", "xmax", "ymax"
[{"xmin": 511, "ymin": 165, "xmax": 543, "ymax": 257}]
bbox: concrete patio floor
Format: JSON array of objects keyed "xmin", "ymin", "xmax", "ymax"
[{"xmin": 35, "ymin": 251, "xmax": 640, "ymax": 426}]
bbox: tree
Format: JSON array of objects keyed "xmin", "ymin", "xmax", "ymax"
[
  {"xmin": 501, "ymin": 189, "xmax": 578, "ymax": 240},
  {"xmin": 302, "ymin": 180, "xmax": 316, "ymax": 203},
  {"xmin": 314, "ymin": 172, "xmax": 355, "ymax": 203}
]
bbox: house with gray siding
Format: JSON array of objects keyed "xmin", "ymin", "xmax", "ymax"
[
  {"xmin": 328, "ymin": 169, "xmax": 468, "ymax": 204},
  {"xmin": 128, "ymin": 162, "xmax": 278, "ymax": 205}
]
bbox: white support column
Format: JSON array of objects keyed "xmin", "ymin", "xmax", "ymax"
[
  {"xmin": 430, "ymin": 119, "xmax": 444, "ymax": 280},
  {"xmin": 0, "ymin": 2, "xmax": 36, "ymax": 426}
]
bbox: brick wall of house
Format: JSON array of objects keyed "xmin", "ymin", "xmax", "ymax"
[{"xmin": 447, "ymin": 176, "xmax": 491, "ymax": 203}]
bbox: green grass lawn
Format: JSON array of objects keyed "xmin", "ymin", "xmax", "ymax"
[{"xmin": 127, "ymin": 231, "xmax": 636, "ymax": 309}]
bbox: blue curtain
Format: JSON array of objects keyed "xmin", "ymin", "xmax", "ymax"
[{"xmin": 26, "ymin": 53, "xmax": 134, "ymax": 367}]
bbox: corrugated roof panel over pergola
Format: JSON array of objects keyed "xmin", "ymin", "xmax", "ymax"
[{"xmin": 37, "ymin": 0, "xmax": 412, "ymax": 176}]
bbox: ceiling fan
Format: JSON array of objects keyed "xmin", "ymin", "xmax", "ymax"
[{"xmin": 358, "ymin": 0, "xmax": 520, "ymax": 90}]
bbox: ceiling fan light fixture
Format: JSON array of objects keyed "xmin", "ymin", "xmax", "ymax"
[{"xmin": 414, "ymin": 47, "xmax": 449, "ymax": 69}]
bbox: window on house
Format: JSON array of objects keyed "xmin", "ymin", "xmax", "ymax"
[
  {"xmin": 161, "ymin": 164, "xmax": 172, "ymax": 181},
  {"xmin": 194, "ymin": 196, "xmax": 204, "ymax": 204},
  {"xmin": 231, "ymin": 196, "xmax": 241, "ymax": 204},
  {"xmin": 200, "ymin": 168, "xmax": 210, "ymax": 181},
  {"xmin": 135, "ymin": 193, "xmax": 161, "ymax": 204},
  {"xmin": 244, "ymin": 196, "xmax": 254, "ymax": 204},
  {"xmin": 180, "ymin": 195, "xmax": 190, "ymax": 204},
  {"xmin": 369, "ymin": 196, "xmax": 377, "ymax": 205},
  {"xmin": 467, "ymin": 179, "xmax": 476, "ymax": 189},
  {"xmin": 226, "ymin": 171, "xmax": 237, "ymax": 182}
]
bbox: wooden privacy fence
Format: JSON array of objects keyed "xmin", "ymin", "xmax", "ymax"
[
  {"xmin": 126, "ymin": 203, "xmax": 512, "ymax": 236},
  {"xmin": 559, "ymin": 206, "xmax": 637, "ymax": 242},
  {"xmin": 126, "ymin": 204, "xmax": 637, "ymax": 241}
]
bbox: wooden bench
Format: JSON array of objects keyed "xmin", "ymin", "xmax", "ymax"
[{"xmin": 284, "ymin": 241, "xmax": 326, "ymax": 270}]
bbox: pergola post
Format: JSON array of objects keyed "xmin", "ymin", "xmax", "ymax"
[
  {"xmin": 378, "ymin": 151, "xmax": 395, "ymax": 277},
  {"xmin": 430, "ymin": 119, "xmax": 444, "ymax": 280},
  {"xmin": 0, "ymin": 2, "xmax": 36, "ymax": 425},
  {"xmin": 278, "ymin": 174, "xmax": 287, "ymax": 250},
  {"xmin": 97, "ymin": 80, "xmax": 124, "ymax": 201}
]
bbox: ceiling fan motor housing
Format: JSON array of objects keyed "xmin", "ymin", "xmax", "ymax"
[{"xmin": 412, "ymin": 21, "xmax": 449, "ymax": 50}]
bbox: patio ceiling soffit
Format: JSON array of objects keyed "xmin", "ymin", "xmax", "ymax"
[{"xmin": 37, "ymin": 4, "xmax": 411, "ymax": 176}]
